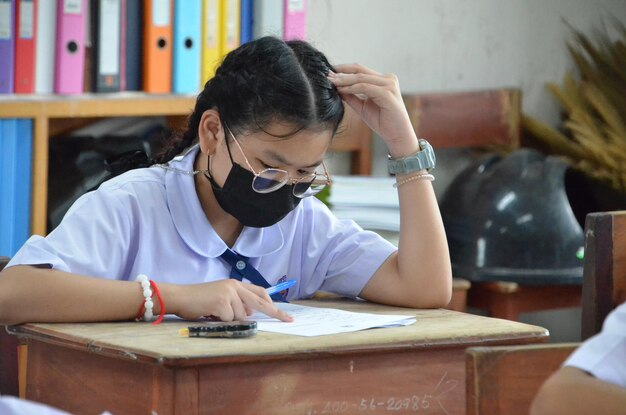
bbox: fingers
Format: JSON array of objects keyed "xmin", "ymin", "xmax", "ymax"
[
  {"xmin": 188, "ymin": 280, "xmax": 294, "ymax": 323},
  {"xmin": 261, "ymin": 304, "xmax": 294, "ymax": 322},
  {"xmin": 243, "ymin": 282, "xmax": 273, "ymax": 303},
  {"xmin": 334, "ymin": 63, "xmax": 381, "ymax": 76},
  {"xmin": 340, "ymin": 93, "xmax": 366, "ymax": 116},
  {"xmin": 230, "ymin": 297, "xmax": 249, "ymax": 321},
  {"xmin": 237, "ymin": 284, "xmax": 293, "ymax": 322},
  {"xmin": 329, "ymin": 71, "xmax": 399, "ymax": 106},
  {"xmin": 329, "ymin": 72, "xmax": 390, "ymax": 88}
]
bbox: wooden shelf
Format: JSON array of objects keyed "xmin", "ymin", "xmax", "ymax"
[
  {"xmin": 0, "ymin": 93, "xmax": 197, "ymax": 118},
  {"xmin": 0, "ymin": 93, "xmax": 371, "ymax": 237},
  {"xmin": 0, "ymin": 94, "xmax": 200, "ymax": 236}
]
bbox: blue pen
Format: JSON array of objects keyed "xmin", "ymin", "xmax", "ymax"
[{"xmin": 266, "ymin": 279, "xmax": 297, "ymax": 296}]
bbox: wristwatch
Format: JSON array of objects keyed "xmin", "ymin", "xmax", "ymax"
[{"xmin": 387, "ymin": 139, "xmax": 436, "ymax": 174}]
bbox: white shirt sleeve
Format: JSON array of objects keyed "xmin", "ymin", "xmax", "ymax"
[
  {"xmin": 295, "ymin": 198, "xmax": 397, "ymax": 299},
  {"xmin": 6, "ymin": 186, "xmax": 133, "ymax": 280},
  {"xmin": 564, "ymin": 302, "xmax": 626, "ymax": 388}
]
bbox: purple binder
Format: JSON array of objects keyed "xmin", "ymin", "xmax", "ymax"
[{"xmin": 0, "ymin": 0, "xmax": 16, "ymax": 93}]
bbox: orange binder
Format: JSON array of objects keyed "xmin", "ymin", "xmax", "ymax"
[
  {"xmin": 14, "ymin": 0, "xmax": 37, "ymax": 93},
  {"xmin": 142, "ymin": 0, "xmax": 172, "ymax": 93}
]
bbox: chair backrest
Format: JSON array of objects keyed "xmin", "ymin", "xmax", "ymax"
[
  {"xmin": 466, "ymin": 343, "xmax": 579, "ymax": 415},
  {"xmin": 330, "ymin": 106, "xmax": 372, "ymax": 175},
  {"xmin": 582, "ymin": 210, "xmax": 626, "ymax": 339},
  {"xmin": 403, "ymin": 89, "xmax": 521, "ymax": 149}
]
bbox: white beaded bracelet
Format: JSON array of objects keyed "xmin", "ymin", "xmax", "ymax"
[
  {"xmin": 393, "ymin": 173, "xmax": 435, "ymax": 188},
  {"xmin": 135, "ymin": 274, "xmax": 154, "ymax": 322}
]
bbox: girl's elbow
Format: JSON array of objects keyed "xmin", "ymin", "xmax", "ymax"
[
  {"xmin": 429, "ymin": 269, "xmax": 453, "ymax": 308},
  {"xmin": 409, "ymin": 281, "xmax": 452, "ymax": 309},
  {"xmin": 437, "ymin": 286, "xmax": 453, "ymax": 309},
  {"xmin": 422, "ymin": 287, "xmax": 452, "ymax": 309},
  {"xmin": 409, "ymin": 269, "xmax": 453, "ymax": 309},
  {"xmin": 0, "ymin": 291, "xmax": 16, "ymax": 325},
  {"xmin": 0, "ymin": 270, "xmax": 21, "ymax": 325},
  {"xmin": 530, "ymin": 381, "xmax": 560, "ymax": 415}
]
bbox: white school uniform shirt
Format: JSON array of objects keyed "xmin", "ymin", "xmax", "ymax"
[
  {"xmin": 564, "ymin": 301, "xmax": 626, "ymax": 388},
  {"xmin": 7, "ymin": 145, "xmax": 396, "ymax": 300},
  {"xmin": 0, "ymin": 396, "xmax": 111, "ymax": 415},
  {"xmin": 0, "ymin": 396, "xmax": 72, "ymax": 415}
]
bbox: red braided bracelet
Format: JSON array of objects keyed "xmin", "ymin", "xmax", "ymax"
[{"xmin": 149, "ymin": 280, "xmax": 165, "ymax": 325}]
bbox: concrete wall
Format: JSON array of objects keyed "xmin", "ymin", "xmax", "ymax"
[{"xmin": 307, "ymin": 0, "xmax": 626, "ymax": 176}]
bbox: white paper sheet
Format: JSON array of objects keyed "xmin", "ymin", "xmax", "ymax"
[{"xmin": 249, "ymin": 303, "xmax": 416, "ymax": 337}]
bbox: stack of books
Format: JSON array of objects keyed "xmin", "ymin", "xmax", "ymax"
[{"xmin": 328, "ymin": 176, "xmax": 400, "ymax": 245}]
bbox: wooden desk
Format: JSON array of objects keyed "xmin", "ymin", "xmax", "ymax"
[{"xmin": 9, "ymin": 299, "xmax": 548, "ymax": 415}]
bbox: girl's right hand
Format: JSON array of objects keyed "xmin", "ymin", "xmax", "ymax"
[{"xmin": 166, "ymin": 279, "xmax": 293, "ymax": 322}]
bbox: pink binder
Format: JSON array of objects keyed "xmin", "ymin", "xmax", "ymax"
[
  {"xmin": 283, "ymin": 0, "xmax": 306, "ymax": 40},
  {"xmin": 54, "ymin": 0, "xmax": 87, "ymax": 94}
]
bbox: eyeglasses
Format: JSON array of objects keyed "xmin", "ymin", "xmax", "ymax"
[{"xmin": 225, "ymin": 128, "xmax": 332, "ymax": 198}]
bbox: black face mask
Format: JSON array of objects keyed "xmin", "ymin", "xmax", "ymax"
[{"xmin": 205, "ymin": 160, "xmax": 303, "ymax": 228}]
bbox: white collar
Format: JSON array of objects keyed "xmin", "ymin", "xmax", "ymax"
[{"xmin": 164, "ymin": 145, "xmax": 285, "ymax": 258}]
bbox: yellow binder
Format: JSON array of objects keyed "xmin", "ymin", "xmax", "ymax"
[
  {"xmin": 201, "ymin": 0, "xmax": 222, "ymax": 84},
  {"xmin": 221, "ymin": 0, "xmax": 240, "ymax": 56}
]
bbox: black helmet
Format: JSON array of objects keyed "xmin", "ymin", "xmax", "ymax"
[{"xmin": 440, "ymin": 148, "xmax": 584, "ymax": 284}]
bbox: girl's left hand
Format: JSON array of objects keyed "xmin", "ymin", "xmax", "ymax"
[{"xmin": 330, "ymin": 64, "xmax": 419, "ymax": 158}]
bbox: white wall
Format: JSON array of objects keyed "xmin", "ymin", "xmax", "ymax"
[
  {"xmin": 307, "ymin": 0, "xmax": 626, "ymax": 126},
  {"xmin": 307, "ymin": 0, "xmax": 626, "ymax": 175}
]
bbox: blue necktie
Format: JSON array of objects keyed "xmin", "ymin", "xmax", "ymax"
[{"xmin": 219, "ymin": 249, "xmax": 286, "ymax": 301}]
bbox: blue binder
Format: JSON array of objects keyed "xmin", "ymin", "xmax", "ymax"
[
  {"xmin": 172, "ymin": 0, "xmax": 201, "ymax": 94},
  {"xmin": 240, "ymin": 0, "xmax": 253, "ymax": 44},
  {"xmin": 0, "ymin": 119, "xmax": 32, "ymax": 257}
]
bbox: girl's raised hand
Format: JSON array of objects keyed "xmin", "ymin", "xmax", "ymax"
[{"xmin": 330, "ymin": 64, "xmax": 419, "ymax": 158}]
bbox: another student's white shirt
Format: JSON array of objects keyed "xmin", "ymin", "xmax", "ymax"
[
  {"xmin": 564, "ymin": 302, "xmax": 626, "ymax": 388},
  {"xmin": 0, "ymin": 396, "xmax": 111, "ymax": 415},
  {"xmin": 7, "ymin": 145, "xmax": 396, "ymax": 300},
  {"xmin": 0, "ymin": 396, "xmax": 71, "ymax": 415}
]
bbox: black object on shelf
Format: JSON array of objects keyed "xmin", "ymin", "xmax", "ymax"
[{"xmin": 47, "ymin": 118, "xmax": 168, "ymax": 232}]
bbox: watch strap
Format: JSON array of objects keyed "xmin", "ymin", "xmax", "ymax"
[{"xmin": 387, "ymin": 139, "xmax": 436, "ymax": 174}]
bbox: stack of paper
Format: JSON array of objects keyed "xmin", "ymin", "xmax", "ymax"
[
  {"xmin": 328, "ymin": 176, "xmax": 400, "ymax": 245},
  {"xmin": 250, "ymin": 303, "xmax": 415, "ymax": 337}
]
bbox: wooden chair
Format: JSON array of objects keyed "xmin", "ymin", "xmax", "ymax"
[
  {"xmin": 0, "ymin": 256, "xmax": 19, "ymax": 396},
  {"xmin": 403, "ymin": 88, "xmax": 584, "ymax": 321},
  {"xmin": 466, "ymin": 343, "xmax": 578, "ymax": 415},
  {"xmin": 581, "ymin": 210, "xmax": 626, "ymax": 339},
  {"xmin": 330, "ymin": 106, "xmax": 372, "ymax": 175},
  {"xmin": 465, "ymin": 210, "xmax": 626, "ymax": 414}
]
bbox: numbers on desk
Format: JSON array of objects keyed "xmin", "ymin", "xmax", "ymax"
[
  {"xmin": 321, "ymin": 401, "xmax": 350, "ymax": 413},
  {"xmin": 287, "ymin": 371, "xmax": 458, "ymax": 415}
]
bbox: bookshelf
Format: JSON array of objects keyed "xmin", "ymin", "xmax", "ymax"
[{"xmin": 0, "ymin": 93, "xmax": 371, "ymax": 237}]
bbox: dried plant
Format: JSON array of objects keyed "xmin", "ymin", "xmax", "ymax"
[{"xmin": 523, "ymin": 20, "xmax": 626, "ymax": 193}]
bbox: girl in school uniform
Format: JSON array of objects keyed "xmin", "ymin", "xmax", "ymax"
[
  {"xmin": 0, "ymin": 37, "xmax": 451, "ymax": 325},
  {"xmin": 530, "ymin": 301, "xmax": 626, "ymax": 414}
]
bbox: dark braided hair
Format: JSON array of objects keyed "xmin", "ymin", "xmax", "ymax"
[{"xmin": 156, "ymin": 36, "xmax": 344, "ymax": 163}]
